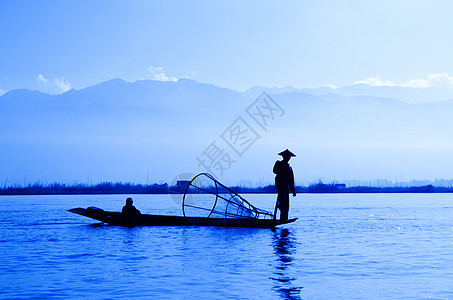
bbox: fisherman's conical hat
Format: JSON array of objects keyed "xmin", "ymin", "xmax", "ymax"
[{"xmin": 278, "ymin": 149, "xmax": 296, "ymax": 157}]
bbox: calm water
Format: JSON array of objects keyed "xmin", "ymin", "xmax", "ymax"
[{"xmin": 1, "ymin": 193, "xmax": 453, "ymax": 299}]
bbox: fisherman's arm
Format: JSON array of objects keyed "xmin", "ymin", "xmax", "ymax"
[{"xmin": 289, "ymin": 167, "xmax": 296, "ymax": 197}]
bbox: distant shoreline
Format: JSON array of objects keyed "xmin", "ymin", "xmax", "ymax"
[{"xmin": 0, "ymin": 182, "xmax": 451, "ymax": 195}]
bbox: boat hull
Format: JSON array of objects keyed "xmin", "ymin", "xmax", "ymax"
[{"xmin": 68, "ymin": 207, "xmax": 297, "ymax": 228}]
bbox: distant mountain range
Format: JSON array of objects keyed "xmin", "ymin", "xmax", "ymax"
[
  {"xmin": 1, "ymin": 78, "xmax": 453, "ymax": 185},
  {"xmin": 245, "ymin": 83, "xmax": 453, "ymax": 103}
]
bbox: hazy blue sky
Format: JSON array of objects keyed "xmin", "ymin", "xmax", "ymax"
[
  {"xmin": 3, "ymin": 1, "xmax": 453, "ymax": 185},
  {"xmin": 2, "ymin": 0, "xmax": 453, "ymax": 94}
]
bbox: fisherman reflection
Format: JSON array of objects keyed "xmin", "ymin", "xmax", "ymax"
[
  {"xmin": 273, "ymin": 149, "xmax": 296, "ymax": 221},
  {"xmin": 122, "ymin": 197, "xmax": 141, "ymax": 218},
  {"xmin": 271, "ymin": 228, "xmax": 302, "ymax": 300}
]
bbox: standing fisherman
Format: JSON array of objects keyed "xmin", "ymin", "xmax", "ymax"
[{"xmin": 273, "ymin": 149, "xmax": 296, "ymax": 221}]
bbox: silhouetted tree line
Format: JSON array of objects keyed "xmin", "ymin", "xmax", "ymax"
[
  {"xmin": 0, "ymin": 181, "xmax": 449, "ymax": 195},
  {"xmin": 296, "ymin": 183, "xmax": 438, "ymax": 193},
  {"xmin": 0, "ymin": 182, "xmax": 168, "ymax": 195}
]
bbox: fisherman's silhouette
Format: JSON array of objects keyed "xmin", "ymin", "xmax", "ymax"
[
  {"xmin": 122, "ymin": 197, "xmax": 141, "ymax": 219},
  {"xmin": 273, "ymin": 149, "xmax": 296, "ymax": 221}
]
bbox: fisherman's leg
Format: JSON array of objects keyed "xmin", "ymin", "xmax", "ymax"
[
  {"xmin": 279, "ymin": 203, "xmax": 288, "ymax": 221},
  {"xmin": 278, "ymin": 193, "xmax": 289, "ymax": 221},
  {"xmin": 280, "ymin": 208, "xmax": 288, "ymax": 221}
]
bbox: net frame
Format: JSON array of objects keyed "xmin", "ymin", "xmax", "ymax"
[{"xmin": 182, "ymin": 173, "xmax": 273, "ymax": 220}]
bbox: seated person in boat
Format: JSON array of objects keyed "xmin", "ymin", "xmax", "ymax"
[{"xmin": 122, "ymin": 197, "xmax": 141, "ymax": 217}]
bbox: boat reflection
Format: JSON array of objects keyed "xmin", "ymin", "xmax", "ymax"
[{"xmin": 271, "ymin": 228, "xmax": 302, "ymax": 300}]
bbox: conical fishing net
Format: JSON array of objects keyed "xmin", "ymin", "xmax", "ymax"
[{"xmin": 182, "ymin": 173, "xmax": 273, "ymax": 219}]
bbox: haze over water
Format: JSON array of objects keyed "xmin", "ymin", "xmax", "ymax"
[
  {"xmin": 1, "ymin": 193, "xmax": 452, "ymax": 299},
  {"xmin": 3, "ymin": 1, "xmax": 453, "ymax": 186}
]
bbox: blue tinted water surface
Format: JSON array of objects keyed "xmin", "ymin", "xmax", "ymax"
[{"xmin": 0, "ymin": 193, "xmax": 452, "ymax": 299}]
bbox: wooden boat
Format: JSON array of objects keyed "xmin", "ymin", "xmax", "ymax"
[
  {"xmin": 68, "ymin": 207, "xmax": 297, "ymax": 228},
  {"xmin": 68, "ymin": 173, "xmax": 298, "ymax": 229}
]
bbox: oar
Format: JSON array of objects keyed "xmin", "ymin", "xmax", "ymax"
[{"xmin": 272, "ymin": 197, "xmax": 279, "ymax": 221}]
